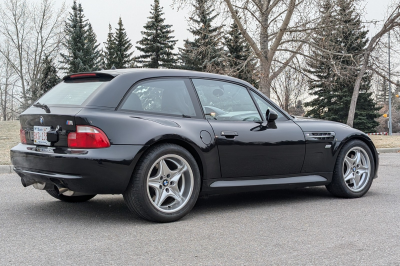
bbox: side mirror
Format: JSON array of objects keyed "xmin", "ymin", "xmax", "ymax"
[{"xmin": 266, "ymin": 109, "xmax": 278, "ymax": 122}]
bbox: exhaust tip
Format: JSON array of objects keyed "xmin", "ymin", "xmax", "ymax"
[
  {"xmin": 33, "ymin": 182, "xmax": 54, "ymax": 190},
  {"xmin": 56, "ymin": 186, "xmax": 75, "ymax": 196}
]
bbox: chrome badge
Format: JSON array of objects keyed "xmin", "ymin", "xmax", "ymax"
[{"xmin": 39, "ymin": 116, "xmax": 44, "ymax": 125}]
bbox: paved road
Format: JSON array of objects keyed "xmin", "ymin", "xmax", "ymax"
[{"xmin": 1, "ymin": 154, "xmax": 399, "ymax": 265}]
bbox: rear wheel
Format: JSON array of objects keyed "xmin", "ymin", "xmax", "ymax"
[
  {"xmin": 124, "ymin": 144, "xmax": 201, "ymax": 222},
  {"xmin": 46, "ymin": 188, "xmax": 96, "ymax": 203},
  {"xmin": 326, "ymin": 140, "xmax": 374, "ymax": 198}
]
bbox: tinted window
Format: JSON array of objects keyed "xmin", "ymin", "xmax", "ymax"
[
  {"xmin": 192, "ymin": 79, "xmax": 261, "ymax": 122},
  {"xmin": 250, "ymin": 91, "xmax": 283, "ymax": 120},
  {"xmin": 38, "ymin": 81, "xmax": 105, "ymax": 106},
  {"xmin": 121, "ymin": 79, "xmax": 196, "ymax": 117}
]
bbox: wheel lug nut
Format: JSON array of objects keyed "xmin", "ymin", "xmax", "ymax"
[
  {"xmin": 159, "ymin": 185, "xmax": 162, "ymax": 189},
  {"xmin": 166, "ymin": 188, "xmax": 169, "ymax": 193},
  {"xmin": 167, "ymin": 174, "xmax": 170, "ymax": 178},
  {"xmin": 170, "ymin": 181, "xmax": 174, "ymax": 185}
]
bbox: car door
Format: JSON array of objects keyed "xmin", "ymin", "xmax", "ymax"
[{"xmin": 191, "ymin": 78, "xmax": 306, "ymax": 179}]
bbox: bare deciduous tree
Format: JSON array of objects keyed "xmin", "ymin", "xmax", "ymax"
[
  {"xmin": 0, "ymin": 0, "xmax": 66, "ymax": 109},
  {"xmin": 0, "ymin": 42, "xmax": 19, "ymax": 121},
  {"xmin": 175, "ymin": 0, "xmax": 320, "ymax": 97},
  {"xmin": 347, "ymin": 2, "xmax": 400, "ymax": 127},
  {"xmin": 270, "ymin": 60, "xmax": 307, "ymax": 112}
]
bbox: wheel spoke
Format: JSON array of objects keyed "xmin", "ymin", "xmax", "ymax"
[
  {"xmin": 159, "ymin": 159, "xmax": 172, "ymax": 177},
  {"xmin": 148, "ymin": 180, "xmax": 161, "ymax": 190},
  {"xmin": 170, "ymin": 164, "xmax": 188, "ymax": 184},
  {"xmin": 344, "ymin": 156, "xmax": 355, "ymax": 167},
  {"xmin": 354, "ymin": 150, "xmax": 362, "ymax": 165},
  {"xmin": 169, "ymin": 184, "xmax": 184, "ymax": 203},
  {"xmin": 155, "ymin": 189, "xmax": 169, "ymax": 207},
  {"xmin": 358, "ymin": 164, "xmax": 369, "ymax": 171},
  {"xmin": 344, "ymin": 171, "xmax": 354, "ymax": 182},
  {"xmin": 353, "ymin": 173, "xmax": 361, "ymax": 189}
]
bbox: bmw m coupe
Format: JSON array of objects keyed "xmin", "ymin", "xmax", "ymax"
[{"xmin": 11, "ymin": 69, "xmax": 379, "ymax": 222}]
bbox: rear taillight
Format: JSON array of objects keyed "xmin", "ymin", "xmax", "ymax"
[
  {"xmin": 68, "ymin": 126, "xmax": 110, "ymax": 149},
  {"xmin": 20, "ymin": 128, "xmax": 27, "ymax": 144}
]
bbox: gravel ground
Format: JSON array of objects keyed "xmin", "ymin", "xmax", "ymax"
[{"xmin": 0, "ymin": 154, "xmax": 399, "ymax": 265}]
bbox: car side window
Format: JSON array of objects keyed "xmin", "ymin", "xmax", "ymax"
[
  {"xmin": 250, "ymin": 91, "xmax": 283, "ymax": 120},
  {"xmin": 121, "ymin": 79, "xmax": 196, "ymax": 117},
  {"xmin": 192, "ymin": 79, "xmax": 261, "ymax": 122}
]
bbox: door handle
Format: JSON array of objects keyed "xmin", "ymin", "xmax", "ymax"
[{"xmin": 221, "ymin": 131, "xmax": 238, "ymax": 138}]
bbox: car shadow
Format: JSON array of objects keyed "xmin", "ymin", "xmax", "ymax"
[{"xmin": 19, "ymin": 186, "xmax": 376, "ymax": 224}]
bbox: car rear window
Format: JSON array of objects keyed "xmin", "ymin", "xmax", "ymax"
[{"xmin": 37, "ymin": 80, "xmax": 107, "ymax": 106}]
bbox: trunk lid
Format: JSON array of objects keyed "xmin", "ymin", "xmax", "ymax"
[{"xmin": 20, "ymin": 106, "xmax": 81, "ymax": 147}]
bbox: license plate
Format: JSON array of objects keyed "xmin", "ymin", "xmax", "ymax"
[{"xmin": 34, "ymin": 126, "xmax": 51, "ymax": 146}]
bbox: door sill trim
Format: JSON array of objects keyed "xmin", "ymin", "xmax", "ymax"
[{"xmin": 210, "ymin": 175, "xmax": 327, "ymax": 188}]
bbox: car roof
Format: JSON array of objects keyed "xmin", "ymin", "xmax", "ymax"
[{"xmin": 93, "ymin": 68, "xmax": 254, "ymax": 87}]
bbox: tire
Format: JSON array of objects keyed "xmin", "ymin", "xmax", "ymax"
[
  {"xmin": 46, "ymin": 189, "xmax": 96, "ymax": 203},
  {"xmin": 326, "ymin": 140, "xmax": 375, "ymax": 198},
  {"xmin": 123, "ymin": 144, "xmax": 201, "ymax": 223}
]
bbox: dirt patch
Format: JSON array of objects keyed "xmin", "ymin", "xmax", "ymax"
[
  {"xmin": 0, "ymin": 121, "xmax": 20, "ymax": 165},
  {"xmin": 1, "ymin": 121, "xmax": 400, "ymax": 165}
]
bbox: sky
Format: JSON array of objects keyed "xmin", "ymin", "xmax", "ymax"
[{"xmin": 52, "ymin": 0, "xmax": 393, "ymax": 54}]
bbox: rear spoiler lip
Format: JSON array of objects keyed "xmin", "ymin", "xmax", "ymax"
[{"xmin": 63, "ymin": 72, "xmax": 118, "ymax": 81}]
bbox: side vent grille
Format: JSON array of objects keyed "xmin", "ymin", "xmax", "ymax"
[{"xmin": 305, "ymin": 132, "xmax": 335, "ymax": 141}]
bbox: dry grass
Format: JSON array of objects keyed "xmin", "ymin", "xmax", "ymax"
[
  {"xmin": 0, "ymin": 121, "xmax": 20, "ymax": 165},
  {"xmin": 0, "ymin": 121, "xmax": 400, "ymax": 165},
  {"xmin": 368, "ymin": 135, "xmax": 400, "ymax": 148}
]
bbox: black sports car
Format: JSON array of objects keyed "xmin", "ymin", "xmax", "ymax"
[{"xmin": 11, "ymin": 69, "xmax": 379, "ymax": 222}]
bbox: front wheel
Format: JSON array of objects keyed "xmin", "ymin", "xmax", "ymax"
[
  {"xmin": 326, "ymin": 140, "xmax": 375, "ymax": 198},
  {"xmin": 124, "ymin": 144, "xmax": 201, "ymax": 222}
]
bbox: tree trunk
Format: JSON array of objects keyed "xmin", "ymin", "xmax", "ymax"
[
  {"xmin": 259, "ymin": 7, "xmax": 270, "ymax": 98},
  {"xmin": 284, "ymin": 87, "xmax": 290, "ymax": 112},
  {"xmin": 347, "ymin": 53, "xmax": 369, "ymax": 127},
  {"xmin": 259, "ymin": 63, "xmax": 271, "ymax": 97}
]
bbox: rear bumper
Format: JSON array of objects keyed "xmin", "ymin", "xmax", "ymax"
[{"xmin": 11, "ymin": 143, "xmax": 145, "ymax": 194}]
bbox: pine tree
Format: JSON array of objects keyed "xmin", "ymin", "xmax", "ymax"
[
  {"xmin": 136, "ymin": 0, "xmax": 177, "ymax": 68},
  {"xmin": 304, "ymin": 0, "xmax": 379, "ymax": 132},
  {"xmin": 35, "ymin": 55, "xmax": 60, "ymax": 101},
  {"xmin": 178, "ymin": 40, "xmax": 200, "ymax": 71},
  {"xmin": 114, "ymin": 18, "xmax": 134, "ymax": 68},
  {"xmin": 103, "ymin": 24, "xmax": 116, "ymax": 69},
  {"xmin": 178, "ymin": 0, "xmax": 224, "ymax": 72},
  {"xmin": 224, "ymin": 13, "xmax": 257, "ymax": 86},
  {"xmin": 60, "ymin": 1, "xmax": 100, "ymax": 73},
  {"xmin": 85, "ymin": 23, "xmax": 101, "ymax": 70}
]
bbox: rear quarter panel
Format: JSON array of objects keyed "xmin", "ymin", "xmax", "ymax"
[{"xmin": 75, "ymin": 108, "xmax": 221, "ymax": 180}]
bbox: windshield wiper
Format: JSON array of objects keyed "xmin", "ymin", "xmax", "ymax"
[{"xmin": 33, "ymin": 102, "xmax": 51, "ymax": 113}]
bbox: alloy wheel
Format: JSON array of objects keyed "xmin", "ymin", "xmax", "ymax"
[
  {"xmin": 342, "ymin": 147, "xmax": 371, "ymax": 192},
  {"xmin": 146, "ymin": 154, "xmax": 194, "ymax": 213}
]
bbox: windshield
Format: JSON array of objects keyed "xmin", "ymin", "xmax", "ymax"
[{"xmin": 37, "ymin": 80, "xmax": 107, "ymax": 106}]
